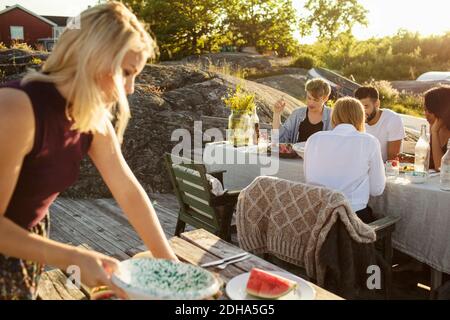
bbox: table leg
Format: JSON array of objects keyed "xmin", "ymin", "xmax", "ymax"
[
  {"xmin": 383, "ymin": 234, "xmax": 393, "ymax": 299},
  {"xmin": 430, "ymin": 268, "xmax": 443, "ymax": 300}
]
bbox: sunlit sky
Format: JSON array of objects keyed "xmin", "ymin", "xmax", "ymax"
[
  {"xmin": 293, "ymin": 0, "xmax": 450, "ymax": 43},
  {"xmin": 3, "ymin": 0, "xmax": 450, "ymax": 43}
]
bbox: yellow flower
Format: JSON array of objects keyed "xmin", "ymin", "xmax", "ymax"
[{"xmin": 222, "ymin": 85, "xmax": 256, "ymax": 114}]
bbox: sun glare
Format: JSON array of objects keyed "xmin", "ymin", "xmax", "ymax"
[{"xmin": 293, "ymin": 0, "xmax": 450, "ymax": 43}]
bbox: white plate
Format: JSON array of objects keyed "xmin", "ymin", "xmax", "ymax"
[
  {"xmin": 112, "ymin": 258, "xmax": 220, "ymax": 300},
  {"xmin": 292, "ymin": 142, "xmax": 306, "ymax": 159},
  {"xmin": 226, "ymin": 271, "xmax": 316, "ymax": 300}
]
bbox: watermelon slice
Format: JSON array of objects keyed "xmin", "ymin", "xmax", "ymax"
[{"xmin": 246, "ymin": 268, "xmax": 297, "ymax": 299}]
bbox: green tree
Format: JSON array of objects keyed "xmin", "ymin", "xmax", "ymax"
[
  {"xmin": 121, "ymin": 0, "xmax": 223, "ymax": 60},
  {"xmin": 300, "ymin": 0, "xmax": 368, "ymax": 41},
  {"xmin": 223, "ymin": 0, "xmax": 299, "ymax": 56}
]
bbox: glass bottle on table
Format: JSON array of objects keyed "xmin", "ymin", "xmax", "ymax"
[
  {"xmin": 440, "ymin": 139, "xmax": 450, "ymax": 191},
  {"xmin": 414, "ymin": 124, "xmax": 431, "ymax": 173},
  {"xmin": 251, "ymin": 107, "xmax": 260, "ymax": 145}
]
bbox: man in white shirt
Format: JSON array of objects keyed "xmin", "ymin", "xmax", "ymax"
[
  {"xmin": 355, "ymin": 86, "xmax": 406, "ymax": 162},
  {"xmin": 304, "ymin": 97, "xmax": 386, "ymax": 222}
]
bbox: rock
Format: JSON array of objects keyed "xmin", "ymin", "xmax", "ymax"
[
  {"xmin": 60, "ymin": 64, "xmax": 304, "ymax": 198},
  {"xmin": 179, "ymin": 52, "xmax": 293, "ymax": 77},
  {"xmin": 255, "ymin": 72, "xmax": 308, "ymax": 100},
  {"xmin": 0, "ymin": 49, "xmax": 47, "ymax": 79},
  {"xmin": 0, "ymin": 49, "xmax": 48, "ymax": 62},
  {"xmin": 0, "ymin": 63, "xmax": 29, "ymax": 77},
  {"xmin": 266, "ymin": 67, "xmax": 309, "ymax": 75}
]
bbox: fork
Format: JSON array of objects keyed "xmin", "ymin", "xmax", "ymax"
[{"xmin": 216, "ymin": 254, "xmax": 250, "ymax": 270}]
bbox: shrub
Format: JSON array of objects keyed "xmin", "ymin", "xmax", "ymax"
[
  {"xmin": 390, "ymin": 104, "xmax": 423, "ymax": 117},
  {"xmin": 396, "ymin": 92, "xmax": 424, "ymax": 116},
  {"xmin": 291, "ymin": 54, "xmax": 316, "ymax": 69},
  {"xmin": 30, "ymin": 57, "xmax": 43, "ymax": 65},
  {"xmin": 363, "ymin": 80, "xmax": 424, "ymax": 116},
  {"xmin": 10, "ymin": 41, "xmax": 33, "ymax": 52},
  {"xmin": 366, "ymin": 80, "xmax": 399, "ymax": 107},
  {"xmin": 0, "ymin": 42, "xmax": 7, "ymax": 50}
]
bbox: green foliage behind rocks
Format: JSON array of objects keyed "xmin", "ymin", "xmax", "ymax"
[{"xmin": 302, "ymin": 31, "xmax": 450, "ymax": 83}]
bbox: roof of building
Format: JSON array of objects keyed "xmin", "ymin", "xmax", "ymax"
[
  {"xmin": 0, "ymin": 4, "xmax": 57, "ymax": 27},
  {"xmin": 42, "ymin": 16, "xmax": 69, "ymax": 27}
]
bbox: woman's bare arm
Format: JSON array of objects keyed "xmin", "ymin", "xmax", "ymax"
[{"xmin": 88, "ymin": 120, "xmax": 178, "ymax": 261}]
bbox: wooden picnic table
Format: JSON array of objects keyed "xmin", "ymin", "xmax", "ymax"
[
  {"xmin": 38, "ymin": 228, "xmax": 342, "ymax": 300},
  {"xmin": 171, "ymin": 229, "xmax": 342, "ymax": 300}
]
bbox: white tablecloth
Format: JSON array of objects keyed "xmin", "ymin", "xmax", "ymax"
[{"xmin": 200, "ymin": 142, "xmax": 450, "ymax": 274}]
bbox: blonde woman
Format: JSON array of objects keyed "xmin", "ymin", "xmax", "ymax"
[
  {"xmin": 303, "ymin": 97, "xmax": 386, "ymax": 223},
  {"xmin": 0, "ymin": 2, "xmax": 177, "ymax": 300}
]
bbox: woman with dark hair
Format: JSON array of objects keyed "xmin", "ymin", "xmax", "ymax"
[{"xmin": 424, "ymin": 86, "xmax": 450, "ymax": 170}]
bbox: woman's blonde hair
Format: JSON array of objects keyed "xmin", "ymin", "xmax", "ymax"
[
  {"xmin": 331, "ymin": 97, "xmax": 366, "ymax": 132},
  {"xmin": 23, "ymin": 1, "xmax": 157, "ymax": 142}
]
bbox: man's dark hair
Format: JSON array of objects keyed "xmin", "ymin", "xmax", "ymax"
[
  {"xmin": 354, "ymin": 86, "xmax": 379, "ymax": 101},
  {"xmin": 424, "ymin": 85, "xmax": 450, "ymax": 130}
]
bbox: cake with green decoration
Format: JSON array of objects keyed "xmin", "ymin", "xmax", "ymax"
[{"xmin": 112, "ymin": 258, "xmax": 220, "ymax": 300}]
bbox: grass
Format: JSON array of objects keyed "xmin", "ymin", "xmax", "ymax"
[
  {"xmin": 390, "ymin": 104, "xmax": 423, "ymax": 118},
  {"xmin": 387, "ymin": 92, "xmax": 424, "ymax": 117},
  {"xmin": 205, "ymin": 59, "xmax": 248, "ymax": 79},
  {"xmin": 188, "ymin": 57, "xmax": 270, "ymax": 79},
  {"xmin": 245, "ymin": 68, "xmax": 300, "ymax": 80}
]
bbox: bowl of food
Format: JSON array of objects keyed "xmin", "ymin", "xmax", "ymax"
[
  {"xmin": 269, "ymin": 143, "xmax": 299, "ymax": 159},
  {"xmin": 404, "ymin": 171, "xmax": 428, "ymax": 184},
  {"xmin": 292, "ymin": 142, "xmax": 306, "ymax": 159},
  {"xmin": 399, "ymin": 163, "xmax": 415, "ymax": 174},
  {"xmin": 112, "ymin": 258, "xmax": 220, "ymax": 300}
]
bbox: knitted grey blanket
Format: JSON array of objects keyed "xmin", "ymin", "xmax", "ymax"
[{"xmin": 236, "ymin": 176, "xmax": 376, "ymax": 286}]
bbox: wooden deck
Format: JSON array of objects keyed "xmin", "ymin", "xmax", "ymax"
[
  {"xmin": 38, "ymin": 193, "xmax": 432, "ymax": 300},
  {"xmin": 48, "ymin": 194, "xmax": 186, "ymax": 259},
  {"xmin": 39, "ymin": 194, "xmax": 183, "ymax": 300}
]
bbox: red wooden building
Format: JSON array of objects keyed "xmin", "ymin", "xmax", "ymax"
[{"xmin": 0, "ymin": 4, "xmax": 67, "ymax": 48}]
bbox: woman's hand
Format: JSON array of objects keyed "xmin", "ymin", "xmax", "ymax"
[
  {"xmin": 134, "ymin": 250, "xmax": 179, "ymax": 262},
  {"xmin": 73, "ymin": 248, "xmax": 128, "ymax": 299},
  {"xmin": 165, "ymin": 252, "xmax": 180, "ymax": 262},
  {"xmin": 273, "ymin": 98, "xmax": 286, "ymax": 115}
]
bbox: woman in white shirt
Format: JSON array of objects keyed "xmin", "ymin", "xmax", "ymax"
[{"xmin": 304, "ymin": 97, "xmax": 386, "ymax": 223}]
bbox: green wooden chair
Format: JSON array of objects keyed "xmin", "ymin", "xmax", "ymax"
[{"xmin": 165, "ymin": 153, "xmax": 241, "ymax": 241}]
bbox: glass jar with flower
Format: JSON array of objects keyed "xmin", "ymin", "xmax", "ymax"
[{"xmin": 223, "ymin": 85, "xmax": 256, "ymax": 147}]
